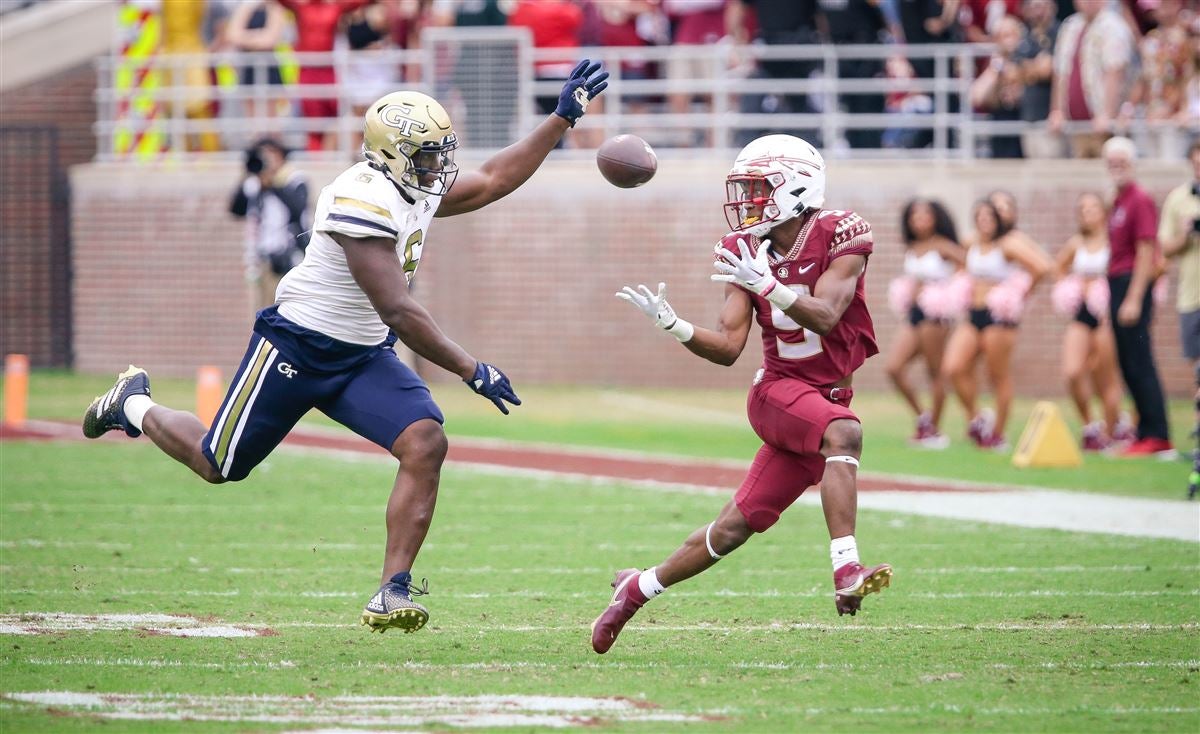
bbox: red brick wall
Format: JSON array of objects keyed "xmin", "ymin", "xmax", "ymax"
[
  {"xmin": 70, "ymin": 158, "xmax": 1193, "ymax": 397},
  {"xmin": 0, "ymin": 63, "xmax": 97, "ymax": 366}
]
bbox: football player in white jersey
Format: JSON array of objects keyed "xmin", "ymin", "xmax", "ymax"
[{"xmin": 83, "ymin": 60, "xmax": 609, "ymax": 634}]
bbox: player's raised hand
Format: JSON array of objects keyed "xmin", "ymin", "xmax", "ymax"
[
  {"xmin": 616, "ymin": 282, "xmax": 678, "ymax": 329},
  {"xmin": 465, "ymin": 361, "xmax": 521, "ymax": 415},
  {"xmin": 555, "ymin": 59, "xmax": 609, "ymax": 127},
  {"xmin": 712, "ymin": 238, "xmax": 799, "ymax": 310},
  {"xmin": 615, "ymin": 282, "xmax": 695, "ymax": 342},
  {"xmin": 712, "ymin": 238, "xmax": 775, "ymax": 294}
]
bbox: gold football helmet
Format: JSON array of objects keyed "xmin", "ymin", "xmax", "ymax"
[{"xmin": 362, "ymin": 91, "xmax": 459, "ymax": 200}]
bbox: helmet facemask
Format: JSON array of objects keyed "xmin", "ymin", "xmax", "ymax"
[
  {"xmin": 724, "ymin": 171, "xmax": 794, "ymax": 237},
  {"xmin": 373, "ymin": 138, "xmax": 459, "ymax": 200}
]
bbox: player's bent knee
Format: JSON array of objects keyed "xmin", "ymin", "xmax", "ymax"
[
  {"xmin": 822, "ymin": 419, "xmax": 863, "ymax": 458},
  {"xmin": 391, "ymin": 419, "xmax": 448, "ymax": 467}
]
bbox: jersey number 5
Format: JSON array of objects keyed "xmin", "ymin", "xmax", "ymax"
[{"xmin": 770, "ymin": 284, "xmax": 823, "ymax": 360}]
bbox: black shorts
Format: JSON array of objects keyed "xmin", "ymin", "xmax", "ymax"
[
  {"xmin": 1074, "ymin": 303, "xmax": 1100, "ymax": 330},
  {"xmin": 969, "ymin": 307, "xmax": 1015, "ymax": 331},
  {"xmin": 908, "ymin": 304, "xmax": 927, "ymax": 327}
]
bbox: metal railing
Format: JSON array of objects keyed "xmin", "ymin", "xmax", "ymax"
[{"xmin": 92, "ymin": 26, "xmax": 1196, "ymax": 162}]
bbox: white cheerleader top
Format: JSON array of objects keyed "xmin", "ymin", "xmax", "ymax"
[
  {"xmin": 966, "ymin": 244, "xmax": 1014, "ymax": 281},
  {"xmin": 904, "ymin": 250, "xmax": 955, "ymax": 282},
  {"xmin": 1071, "ymin": 244, "xmax": 1109, "ymax": 277}
]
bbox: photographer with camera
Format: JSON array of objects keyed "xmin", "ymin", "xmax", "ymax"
[
  {"xmin": 230, "ymin": 137, "xmax": 311, "ymax": 313},
  {"xmin": 1159, "ymin": 140, "xmax": 1200, "ymax": 496}
]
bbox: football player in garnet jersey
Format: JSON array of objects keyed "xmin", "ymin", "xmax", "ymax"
[
  {"xmin": 82, "ymin": 61, "xmax": 608, "ymax": 634},
  {"xmin": 594, "ymin": 134, "xmax": 891, "ymax": 654}
]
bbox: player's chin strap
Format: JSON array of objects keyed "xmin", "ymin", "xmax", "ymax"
[
  {"xmin": 704, "ymin": 522, "xmax": 725, "ymax": 560},
  {"xmin": 825, "ymin": 456, "xmax": 860, "ymax": 467}
]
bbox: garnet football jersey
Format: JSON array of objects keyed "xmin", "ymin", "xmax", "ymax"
[{"xmin": 717, "ymin": 209, "xmax": 879, "ymax": 386}]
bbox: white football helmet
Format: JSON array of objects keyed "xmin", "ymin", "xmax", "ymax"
[
  {"xmin": 724, "ymin": 135, "xmax": 826, "ymax": 237},
  {"xmin": 362, "ymin": 91, "xmax": 459, "ymax": 201}
]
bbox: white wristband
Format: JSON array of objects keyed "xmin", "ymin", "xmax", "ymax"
[
  {"xmin": 764, "ymin": 283, "xmax": 798, "ymax": 310},
  {"xmin": 665, "ymin": 318, "xmax": 694, "ymax": 342}
]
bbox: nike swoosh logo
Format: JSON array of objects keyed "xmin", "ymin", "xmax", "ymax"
[{"xmin": 797, "ymin": 264, "xmax": 815, "ymax": 274}]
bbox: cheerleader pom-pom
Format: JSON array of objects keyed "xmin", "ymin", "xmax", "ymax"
[
  {"xmin": 986, "ymin": 271, "xmax": 1033, "ymax": 323},
  {"xmin": 888, "ymin": 276, "xmax": 917, "ymax": 319},
  {"xmin": 917, "ymin": 273, "xmax": 971, "ymax": 321},
  {"xmin": 1085, "ymin": 277, "xmax": 1109, "ymax": 319},
  {"xmin": 1051, "ymin": 275, "xmax": 1084, "ymax": 317}
]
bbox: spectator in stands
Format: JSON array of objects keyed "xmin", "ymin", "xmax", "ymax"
[
  {"xmin": 729, "ymin": 0, "xmax": 822, "ymax": 143},
  {"xmin": 276, "ymin": 0, "xmax": 374, "ymax": 152},
  {"xmin": 161, "ymin": 0, "xmax": 222, "ymax": 152},
  {"xmin": 385, "ymin": 0, "xmax": 435, "ymax": 81},
  {"xmin": 1103, "ymin": 136, "xmax": 1174, "ymax": 457},
  {"xmin": 508, "ymin": 0, "xmax": 584, "ymax": 144},
  {"xmin": 1052, "ymin": 192, "xmax": 1127, "ymax": 451},
  {"xmin": 818, "ymin": 0, "xmax": 889, "ymax": 150},
  {"xmin": 229, "ymin": 137, "xmax": 310, "ymax": 313},
  {"xmin": 959, "ymin": 0, "xmax": 1021, "ymax": 42},
  {"xmin": 583, "ymin": 1, "xmax": 668, "ymax": 139},
  {"xmin": 896, "ymin": 0, "xmax": 960, "ymax": 79},
  {"xmin": 881, "ymin": 54, "xmax": 933, "ymax": 149},
  {"xmin": 969, "ymin": 14, "xmax": 1027, "ymax": 158},
  {"xmin": 1049, "ymin": 0, "xmax": 1135, "ymax": 158},
  {"xmin": 1127, "ymin": 0, "xmax": 1194, "ymax": 130},
  {"xmin": 1159, "ymin": 141, "xmax": 1200, "ymax": 379},
  {"xmin": 223, "ymin": 0, "xmax": 290, "ymax": 122},
  {"xmin": 662, "ymin": 0, "xmax": 728, "ymax": 147},
  {"xmin": 1013, "ymin": 0, "xmax": 1059, "ymax": 156},
  {"xmin": 345, "ymin": 2, "xmax": 399, "ymax": 147}
]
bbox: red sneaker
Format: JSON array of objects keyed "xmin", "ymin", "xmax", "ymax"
[
  {"xmin": 967, "ymin": 409, "xmax": 995, "ymax": 448},
  {"xmin": 833, "ymin": 562, "xmax": 893, "ymax": 617},
  {"xmin": 1120, "ymin": 437, "xmax": 1177, "ymax": 459},
  {"xmin": 977, "ymin": 432, "xmax": 1009, "ymax": 452},
  {"xmin": 590, "ymin": 568, "xmax": 647, "ymax": 654}
]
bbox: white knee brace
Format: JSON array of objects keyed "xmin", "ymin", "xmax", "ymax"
[
  {"xmin": 825, "ymin": 455, "xmax": 860, "ymax": 467},
  {"xmin": 704, "ymin": 521, "xmax": 724, "ymax": 560}
]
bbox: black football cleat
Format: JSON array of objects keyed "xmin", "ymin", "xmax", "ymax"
[
  {"xmin": 82, "ymin": 365, "xmax": 151, "ymax": 439},
  {"xmin": 361, "ymin": 573, "xmax": 429, "ymax": 634}
]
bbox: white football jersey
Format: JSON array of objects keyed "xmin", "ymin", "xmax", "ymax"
[{"xmin": 276, "ymin": 161, "xmax": 439, "ymax": 345}]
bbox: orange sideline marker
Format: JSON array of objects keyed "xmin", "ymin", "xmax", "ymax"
[
  {"xmin": 196, "ymin": 366, "xmax": 223, "ymax": 426},
  {"xmin": 3, "ymin": 354, "xmax": 29, "ymax": 427}
]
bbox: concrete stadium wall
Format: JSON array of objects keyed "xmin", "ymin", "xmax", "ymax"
[{"xmin": 70, "ymin": 157, "xmax": 1193, "ymax": 397}]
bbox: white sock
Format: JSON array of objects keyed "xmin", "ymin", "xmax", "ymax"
[
  {"xmin": 123, "ymin": 394, "xmax": 157, "ymax": 431},
  {"xmin": 637, "ymin": 567, "xmax": 665, "ymax": 599},
  {"xmin": 830, "ymin": 535, "xmax": 859, "ymax": 572}
]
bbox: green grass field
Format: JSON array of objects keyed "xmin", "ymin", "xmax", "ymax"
[
  {"xmin": 9, "ymin": 370, "xmax": 1191, "ymax": 498},
  {"xmin": 1, "ymin": 440, "xmax": 1197, "ymax": 732}
]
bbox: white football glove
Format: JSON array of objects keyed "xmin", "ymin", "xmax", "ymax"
[
  {"xmin": 711, "ymin": 238, "xmax": 798, "ymax": 310},
  {"xmin": 615, "ymin": 282, "xmax": 694, "ymax": 342}
]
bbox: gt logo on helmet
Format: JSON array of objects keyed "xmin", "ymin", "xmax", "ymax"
[{"xmin": 379, "ymin": 104, "xmax": 427, "ymax": 137}]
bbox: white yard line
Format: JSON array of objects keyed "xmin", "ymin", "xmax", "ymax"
[
  {"xmin": 1, "ymin": 692, "xmax": 705, "ymax": 728},
  {"xmin": 0, "ymin": 613, "xmax": 272, "ymax": 637}
]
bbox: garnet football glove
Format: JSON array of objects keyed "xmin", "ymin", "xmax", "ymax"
[
  {"xmin": 465, "ymin": 361, "xmax": 521, "ymax": 415},
  {"xmin": 615, "ymin": 282, "xmax": 694, "ymax": 342},
  {"xmin": 711, "ymin": 238, "xmax": 798, "ymax": 310},
  {"xmin": 555, "ymin": 59, "xmax": 609, "ymax": 127}
]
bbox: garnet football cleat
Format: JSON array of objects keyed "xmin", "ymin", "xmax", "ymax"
[
  {"xmin": 834, "ymin": 562, "xmax": 893, "ymax": 617},
  {"xmin": 82, "ymin": 365, "xmax": 151, "ymax": 439},
  {"xmin": 1120, "ymin": 437, "xmax": 1177, "ymax": 460},
  {"xmin": 361, "ymin": 574, "xmax": 429, "ymax": 634},
  {"xmin": 590, "ymin": 568, "xmax": 647, "ymax": 654}
]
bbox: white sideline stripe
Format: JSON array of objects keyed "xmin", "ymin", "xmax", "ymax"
[
  {"xmin": 0, "ymin": 613, "xmax": 271, "ymax": 637},
  {"xmin": 13, "ymin": 419, "xmax": 1200, "ymax": 540},
  {"xmin": 15, "ymin": 656, "xmax": 1198, "ymax": 673},
  {"xmin": 2, "ymin": 692, "xmax": 704, "ymax": 728},
  {"xmin": 208, "ymin": 337, "xmax": 267, "ymax": 457}
]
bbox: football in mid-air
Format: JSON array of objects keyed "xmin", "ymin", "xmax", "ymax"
[{"xmin": 596, "ymin": 134, "xmax": 657, "ymax": 188}]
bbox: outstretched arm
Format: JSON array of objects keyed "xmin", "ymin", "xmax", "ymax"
[
  {"xmin": 334, "ymin": 231, "xmax": 476, "ymax": 379},
  {"xmin": 615, "ymin": 282, "xmax": 753, "ymax": 366},
  {"xmin": 438, "ymin": 59, "xmax": 608, "ymax": 216}
]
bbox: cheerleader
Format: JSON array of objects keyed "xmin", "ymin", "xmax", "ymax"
[
  {"xmin": 886, "ymin": 199, "xmax": 965, "ymax": 448},
  {"xmin": 1051, "ymin": 192, "xmax": 1127, "ymax": 450},
  {"xmin": 942, "ymin": 199, "xmax": 1053, "ymax": 450}
]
